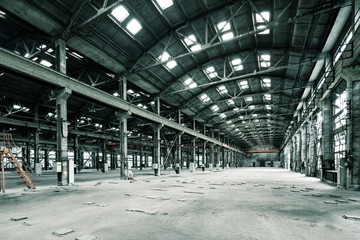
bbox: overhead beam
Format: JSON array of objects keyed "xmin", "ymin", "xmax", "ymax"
[{"xmin": 0, "ymin": 48, "xmax": 240, "ymax": 153}]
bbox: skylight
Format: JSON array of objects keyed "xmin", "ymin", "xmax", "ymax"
[
  {"xmin": 211, "ymin": 105, "xmax": 220, "ymax": 112},
  {"xmin": 206, "ymin": 66, "xmax": 218, "ymax": 78},
  {"xmin": 249, "ymin": 105, "xmax": 255, "ymax": 109},
  {"xmin": 158, "ymin": 51, "xmax": 177, "ymax": 70},
  {"xmin": 137, "ymin": 103, "xmax": 148, "ymax": 109},
  {"xmin": 260, "ymin": 54, "xmax": 271, "ymax": 68},
  {"xmin": 239, "ymin": 80, "xmax": 249, "ymax": 90},
  {"xmin": 245, "ymin": 97, "xmax": 253, "ymax": 102},
  {"xmin": 227, "ymin": 99, "xmax": 235, "ymax": 105},
  {"xmin": 219, "ymin": 113, "xmax": 226, "ymax": 119},
  {"xmin": 264, "ymin": 94, "xmax": 271, "ymax": 101},
  {"xmin": 0, "ymin": 10, "xmax": 6, "ymax": 15},
  {"xmin": 190, "ymin": 44, "xmax": 202, "ymax": 52},
  {"xmin": 216, "ymin": 21, "xmax": 234, "ymax": 41},
  {"xmin": 126, "ymin": 18, "xmax": 142, "ymax": 35},
  {"xmin": 184, "ymin": 77, "xmax": 197, "ymax": 89},
  {"xmin": 200, "ymin": 93, "xmax": 210, "ymax": 103},
  {"xmin": 252, "ymin": 114, "xmax": 258, "ymax": 117},
  {"xmin": 111, "ymin": 5, "xmax": 129, "ymax": 23},
  {"xmin": 226, "ymin": 120, "xmax": 232, "ymax": 124},
  {"xmin": 262, "ymin": 78, "xmax": 271, "ymax": 88},
  {"xmin": 265, "ymin": 105, "xmax": 272, "ymax": 110},
  {"xmin": 113, "ymin": 92, "xmax": 119, "ymax": 97},
  {"xmin": 156, "ymin": 0, "xmax": 174, "ymax": 10},
  {"xmin": 40, "ymin": 60, "xmax": 52, "ymax": 67},
  {"xmin": 233, "ymin": 107, "xmax": 239, "ymax": 112},
  {"xmin": 231, "ymin": 58, "xmax": 243, "ymax": 71},
  {"xmin": 184, "ymin": 35, "xmax": 196, "ymax": 45},
  {"xmin": 256, "ymin": 11, "xmax": 270, "ymax": 23},
  {"xmin": 257, "ymin": 25, "xmax": 270, "ymax": 34},
  {"xmin": 218, "ymin": 85, "xmax": 228, "ymax": 95}
]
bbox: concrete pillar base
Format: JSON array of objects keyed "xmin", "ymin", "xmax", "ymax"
[
  {"xmin": 226, "ymin": 164, "xmax": 229, "ymax": 169},
  {"xmin": 216, "ymin": 164, "xmax": 220, "ymax": 170},
  {"xmin": 103, "ymin": 163, "xmax": 109, "ymax": 172},
  {"xmin": 189, "ymin": 163, "xmax": 195, "ymax": 173},
  {"xmin": 209, "ymin": 163, "xmax": 213, "ymax": 171},
  {"xmin": 34, "ymin": 163, "xmax": 42, "ymax": 176}
]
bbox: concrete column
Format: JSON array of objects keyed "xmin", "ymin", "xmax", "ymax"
[
  {"xmin": 301, "ymin": 124, "xmax": 308, "ymax": 175},
  {"xmin": 350, "ymin": 78, "xmax": 360, "ymax": 190},
  {"xmin": 44, "ymin": 149, "xmax": 49, "ymax": 170},
  {"xmin": 308, "ymin": 122, "xmax": 316, "ymax": 177},
  {"xmin": 33, "ymin": 129, "xmax": 41, "ymax": 175},
  {"xmin": 55, "ymin": 39, "xmax": 67, "ymax": 74},
  {"xmin": 74, "ymin": 134, "xmax": 80, "ymax": 174},
  {"xmin": 190, "ymin": 136, "xmax": 197, "ymax": 173},
  {"xmin": 140, "ymin": 132, "xmax": 144, "ymax": 170},
  {"xmin": 295, "ymin": 132, "xmax": 301, "ymax": 172},
  {"xmin": 321, "ymin": 97, "xmax": 333, "ymax": 180},
  {"xmin": 102, "ymin": 139, "xmax": 108, "ymax": 172},
  {"xmin": 201, "ymin": 140, "xmax": 207, "ymax": 171},
  {"xmin": 91, "ymin": 152, "xmax": 96, "ymax": 169},
  {"xmin": 222, "ymin": 147, "xmax": 226, "ymax": 169},
  {"xmin": 117, "ymin": 111, "xmax": 131, "ymax": 179},
  {"xmin": 216, "ymin": 147, "xmax": 220, "ymax": 170},
  {"xmin": 26, "ymin": 142, "xmax": 30, "ymax": 167},
  {"xmin": 96, "ymin": 148, "xmax": 100, "ymax": 170},
  {"xmin": 54, "ymin": 88, "xmax": 72, "ymax": 186}
]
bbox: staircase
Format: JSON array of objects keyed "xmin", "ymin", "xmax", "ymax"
[{"xmin": 0, "ymin": 133, "xmax": 36, "ymax": 190}]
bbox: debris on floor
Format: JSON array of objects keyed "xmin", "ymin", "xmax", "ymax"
[
  {"xmin": 84, "ymin": 202, "xmax": 96, "ymax": 205},
  {"xmin": 335, "ymin": 199, "xmax": 348, "ymax": 203},
  {"xmin": 126, "ymin": 209, "xmax": 157, "ymax": 215},
  {"xmin": 11, "ymin": 216, "xmax": 28, "ymax": 221},
  {"xmin": 324, "ymin": 201, "xmax": 337, "ymax": 204},
  {"xmin": 52, "ymin": 228, "xmax": 74, "ymax": 237},
  {"xmin": 96, "ymin": 203, "xmax": 109, "ymax": 207},
  {"xmin": 94, "ymin": 182, "xmax": 102, "ymax": 186},
  {"xmin": 76, "ymin": 234, "xmax": 98, "ymax": 240},
  {"xmin": 342, "ymin": 215, "xmax": 360, "ymax": 221},
  {"xmin": 312, "ymin": 194, "xmax": 323, "ymax": 197}
]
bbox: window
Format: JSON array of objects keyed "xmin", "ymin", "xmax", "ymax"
[
  {"xmin": 184, "ymin": 77, "xmax": 197, "ymax": 89},
  {"xmin": 158, "ymin": 51, "xmax": 177, "ymax": 70},
  {"xmin": 226, "ymin": 120, "xmax": 232, "ymax": 124},
  {"xmin": 211, "ymin": 105, "xmax": 219, "ymax": 112},
  {"xmin": 127, "ymin": 89, "xmax": 140, "ymax": 97},
  {"xmin": 111, "ymin": 5, "xmax": 129, "ymax": 23},
  {"xmin": 231, "ymin": 58, "xmax": 244, "ymax": 71},
  {"xmin": 137, "ymin": 103, "xmax": 148, "ymax": 110},
  {"xmin": 219, "ymin": 113, "xmax": 226, "ymax": 119},
  {"xmin": 233, "ymin": 107, "xmax": 239, "ymax": 112},
  {"xmin": 255, "ymin": 11, "xmax": 270, "ymax": 34},
  {"xmin": 216, "ymin": 21, "xmax": 234, "ymax": 41},
  {"xmin": 265, "ymin": 105, "xmax": 271, "ymax": 110},
  {"xmin": 217, "ymin": 85, "xmax": 228, "ymax": 95},
  {"xmin": 239, "ymin": 80, "xmax": 249, "ymax": 90},
  {"xmin": 249, "ymin": 105, "xmax": 255, "ymax": 109},
  {"xmin": 252, "ymin": 114, "xmax": 258, "ymax": 117},
  {"xmin": 0, "ymin": 10, "xmax": 6, "ymax": 15},
  {"xmin": 205, "ymin": 66, "xmax": 218, "ymax": 78},
  {"xmin": 126, "ymin": 18, "xmax": 142, "ymax": 35},
  {"xmin": 262, "ymin": 78, "xmax": 271, "ymax": 88},
  {"xmin": 200, "ymin": 93, "xmax": 210, "ymax": 103},
  {"xmin": 156, "ymin": 0, "xmax": 174, "ymax": 10},
  {"xmin": 264, "ymin": 94, "xmax": 271, "ymax": 101},
  {"xmin": 259, "ymin": 54, "xmax": 271, "ymax": 68}
]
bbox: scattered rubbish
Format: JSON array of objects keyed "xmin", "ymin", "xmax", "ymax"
[
  {"xmin": 271, "ymin": 187, "xmax": 281, "ymax": 189},
  {"xmin": 145, "ymin": 196, "xmax": 158, "ymax": 199},
  {"xmin": 11, "ymin": 216, "xmax": 28, "ymax": 221},
  {"xmin": 329, "ymin": 195, "xmax": 342, "ymax": 198},
  {"xmin": 335, "ymin": 199, "xmax": 348, "ymax": 203},
  {"xmin": 124, "ymin": 193, "xmax": 132, "ymax": 196},
  {"xmin": 129, "ymin": 180, "xmax": 135, "ymax": 183},
  {"xmin": 145, "ymin": 180, "xmax": 150, "ymax": 183},
  {"xmin": 161, "ymin": 180, "xmax": 166, "ymax": 182},
  {"xmin": 209, "ymin": 183, "xmax": 224, "ymax": 186},
  {"xmin": 94, "ymin": 182, "xmax": 102, "ymax": 186},
  {"xmin": 161, "ymin": 213, "xmax": 169, "ymax": 215},
  {"xmin": 209, "ymin": 187, "xmax": 216, "ymax": 189},
  {"xmin": 52, "ymin": 228, "xmax": 74, "ymax": 237},
  {"xmin": 184, "ymin": 191, "xmax": 204, "ymax": 195},
  {"xmin": 290, "ymin": 185, "xmax": 296, "ymax": 188},
  {"xmin": 300, "ymin": 190, "xmax": 309, "ymax": 192},
  {"xmin": 177, "ymin": 199, "xmax": 187, "ymax": 202},
  {"xmin": 231, "ymin": 184, "xmax": 235, "ymax": 186},
  {"xmin": 96, "ymin": 204, "xmax": 109, "ymax": 207},
  {"xmin": 324, "ymin": 201, "xmax": 337, "ymax": 204},
  {"xmin": 76, "ymin": 234, "xmax": 98, "ymax": 240},
  {"xmin": 84, "ymin": 202, "xmax": 96, "ymax": 205},
  {"xmin": 348, "ymin": 198, "xmax": 360, "ymax": 202},
  {"xmin": 198, "ymin": 187, "xmax": 204, "ymax": 189},
  {"xmin": 151, "ymin": 188, "xmax": 167, "ymax": 191},
  {"xmin": 342, "ymin": 215, "xmax": 360, "ymax": 221},
  {"xmin": 126, "ymin": 209, "xmax": 157, "ymax": 215},
  {"xmin": 108, "ymin": 181, "xmax": 118, "ymax": 184},
  {"xmin": 182, "ymin": 181, "xmax": 188, "ymax": 184},
  {"xmin": 23, "ymin": 222, "xmax": 32, "ymax": 226},
  {"xmin": 312, "ymin": 194, "xmax": 323, "ymax": 197},
  {"xmin": 169, "ymin": 185, "xmax": 184, "ymax": 187},
  {"xmin": 306, "ymin": 188, "xmax": 314, "ymax": 190},
  {"xmin": 161, "ymin": 197, "xmax": 171, "ymax": 200},
  {"xmin": 290, "ymin": 190, "xmax": 300, "ymax": 192}
]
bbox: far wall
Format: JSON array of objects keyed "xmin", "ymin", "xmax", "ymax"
[{"xmin": 243, "ymin": 152, "xmax": 280, "ymax": 168}]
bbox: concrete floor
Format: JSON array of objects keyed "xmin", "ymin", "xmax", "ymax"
[{"xmin": 1, "ymin": 168, "xmax": 360, "ymax": 240}]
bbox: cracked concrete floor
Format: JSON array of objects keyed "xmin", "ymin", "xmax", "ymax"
[{"xmin": 1, "ymin": 168, "xmax": 360, "ymax": 240}]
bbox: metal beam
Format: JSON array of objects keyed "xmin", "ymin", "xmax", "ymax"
[{"xmin": 0, "ymin": 48, "xmax": 240, "ymax": 153}]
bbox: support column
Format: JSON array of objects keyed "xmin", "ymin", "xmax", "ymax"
[
  {"xmin": 222, "ymin": 147, "xmax": 225, "ymax": 169},
  {"xmin": 216, "ymin": 146, "xmax": 220, "ymax": 170},
  {"xmin": 321, "ymin": 97, "xmax": 333, "ymax": 180},
  {"xmin": 44, "ymin": 149, "xmax": 49, "ymax": 170},
  {"xmin": 54, "ymin": 88, "xmax": 72, "ymax": 186},
  {"xmin": 295, "ymin": 132, "xmax": 301, "ymax": 172},
  {"xmin": 152, "ymin": 124, "xmax": 163, "ymax": 176},
  {"xmin": 140, "ymin": 132, "xmax": 144, "ymax": 170},
  {"xmin": 117, "ymin": 111, "xmax": 131, "ymax": 179},
  {"xmin": 102, "ymin": 139, "xmax": 108, "ymax": 172},
  {"xmin": 190, "ymin": 136, "xmax": 197, "ymax": 173},
  {"xmin": 209, "ymin": 143, "xmax": 214, "ymax": 171},
  {"xmin": 55, "ymin": 39, "xmax": 67, "ymax": 74},
  {"xmin": 301, "ymin": 124, "xmax": 308, "ymax": 174},
  {"xmin": 34, "ymin": 129, "xmax": 41, "ymax": 175},
  {"xmin": 74, "ymin": 134, "xmax": 80, "ymax": 174},
  {"xmin": 201, "ymin": 140, "xmax": 207, "ymax": 171}
]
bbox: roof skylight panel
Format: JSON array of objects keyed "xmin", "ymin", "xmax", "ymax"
[
  {"xmin": 40, "ymin": 60, "xmax": 52, "ymax": 67},
  {"xmin": 259, "ymin": 54, "xmax": 271, "ymax": 68},
  {"xmin": 158, "ymin": 51, "xmax": 177, "ymax": 70},
  {"xmin": 218, "ymin": 85, "xmax": 228, "ymax": 95},
  {"xmin": 264, "ymin": 94, "xmax": 272, "ymax": 101},
  {"xmin": 200, "ymin": 93, "xmax": 210, "ymax": 103},
  {"xmin": 231, "ymin": 58, "xmax": 243, "ymax": 71},
  {"xmin": 256, "ymin": 12, "xmax": 270, "ymax": 23},
  {"xmin": 111, "ymin": 5, "xmax": 129, "ymax": 23},
  {"xmin": 211, "ymin": 105, "xmax": 220, "ymax": 112},
  {"xmin": 184, "ymin": 77, "xmax": 197, "ymax": 89},
  {"xmin": 239, "ymin": 80, "xmax": 249, "ymax": 89},
  {"xmin": 262, "ymin": 78, "xmax": 271, "ymax": 87},
  {"xmin": 184, "ymin": 34, "xmax": 197, "ymax": 46},
  {"xmin": 216, "ymin": 21, "xmax": 234, "ymax": 41},
  {"xmin": 0, "ymin": 10, "xmax": 6, "ymax": 15},
  {"xmin": 126, "ymin": 18, "xmax": 142, "ymax": 35},
  {"xmin": 205, "ymin": 66, "xmax": 218, "ymax": 78},
  {"xmin": 227, "ymin": 99, "xmax": 235, "ymax": 105},
  {"xmin": 156, "ymin": 0, "xmax": 174, "ymax": 10},
  {"xmin": 219, "ymin": 113, "xmax": 227, "ymax": 119},
  {"xmin": 245, "ymin": 97, "xmax": 253, "ymax": 102}
]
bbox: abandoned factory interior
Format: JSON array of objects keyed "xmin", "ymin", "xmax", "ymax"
[{"xmin": 1, "ymin": 0, "xmax": 360, "ymax": 239}]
